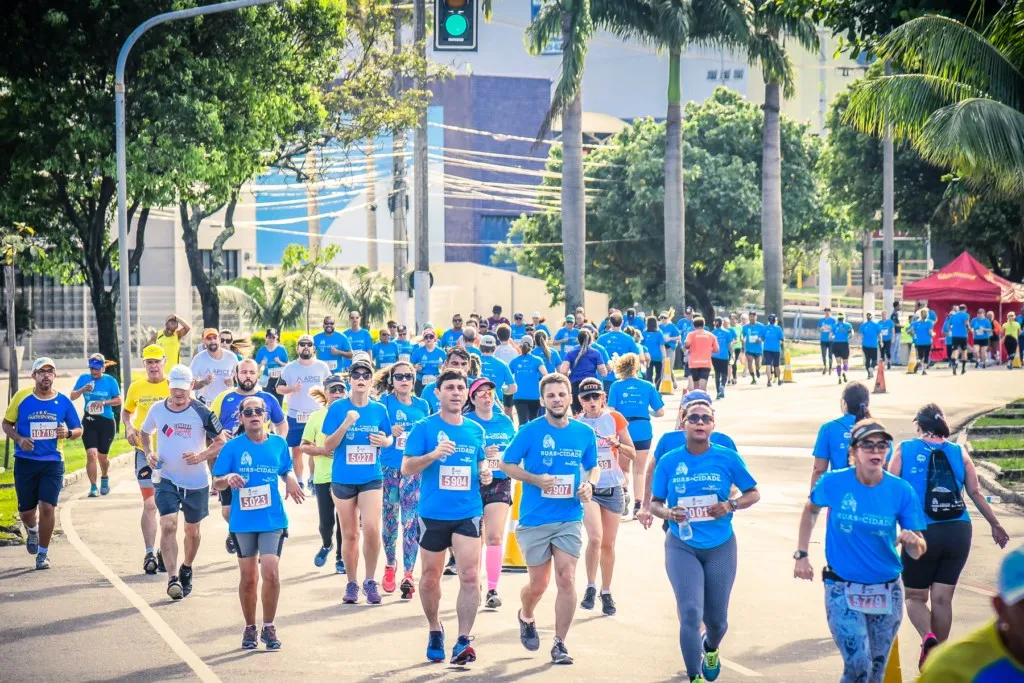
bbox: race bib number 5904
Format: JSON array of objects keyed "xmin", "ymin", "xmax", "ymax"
[{"xmin": 439, "ymin": 465, "xmax": 471, "ymax": 491}]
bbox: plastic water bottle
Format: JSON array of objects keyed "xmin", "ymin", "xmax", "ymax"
[
  {"xmin": 152, "ymin": 456, "xmax": 162, "ymax": 485},
  {"xmin": 674, "ymin": 506, "xmax": 693, "ymax": 541},
  {"xmin": 986, "ymin": 495, "xmax": 1002, "ymax": 505}
]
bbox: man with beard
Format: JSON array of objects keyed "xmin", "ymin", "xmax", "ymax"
[
  {"xmin": 190, "ymin": 328, "xmax": 238, "ymax": 405},
  {"xmin": 211, "ymin": 359, "xmax": 288, "ymax": 553},
  {"xmin": 314, "ymin": 316, "xmax": 352, "ymax": 374},
  {"xmin": 277, "ymin": 334, "xmax": 331, "ymax": 491},
  {"xmin": 3, "ymin": 358, "xmax": 83, "ymax": 570}
]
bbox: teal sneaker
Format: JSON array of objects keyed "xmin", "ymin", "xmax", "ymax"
[
  {"xmin": 701, "ymin": 638, "xmax": 721, "ymax": 681},
  {"xmin": 426, "ymin": 626, "xmax": 445, "ymax": 662},
  {"xmin": 88, "ymin": 485, "xmax": 99, "ymax": 498},
  {"xmin": 100, "ymin": 477, "xmax": 110, "ymax": 495}
]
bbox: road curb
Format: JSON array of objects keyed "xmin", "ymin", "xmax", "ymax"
[
  {"xmin": 963, "ymin": 413, "xmax": 1024, "ymax": 510},
  {"xmin": 62, "ymin": 450, "xmax": 135, "ymax": 490}
]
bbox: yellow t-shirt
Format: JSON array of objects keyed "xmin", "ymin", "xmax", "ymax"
[
  {"xmin": 123, "ymin": 379, "xmax": 169, "ymax": 430},
  {"xmin": 301, "ymin": 407, "xmax": 333, "ymax": 485},
  {"xmin": 1003, "ymin": 321, "xmax": 1021, "ymax": 339},
  {"xmin": 155, "ymin": 331, "xmax": 181, "ymax": 365},
  {"xmin": 919, "ymin": 620, "xmax": 1024, "ymax": 682}
]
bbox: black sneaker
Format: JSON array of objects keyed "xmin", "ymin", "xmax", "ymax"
[
  {"xmin": 225, "ymin": 535, "xmax": 236, "ymax": 555},
  {"xmin": 167, "ymin": 577, "xmax": 184, "ymax": 600},
  {"xmin": 485, "ymin": 589, "xmax": 502, "ymax": 608},
  {"xmin": 600, "ymin": 592, "xmax": 617, "ymax": 616},
  {"xmin": 179, "ymin": 565, "xmax": 193, "ymax": 598},
  {"xmin": 443, "ymin": 553, "xmax": 458, "ymax": 576},
  {"xmin": 551, "ymin": 637, "xmax": 573, "ymax": 665},
  {"xmin": 156, "ymin": 550, "xmax": 166, "ymax": 573},
  {"xmin": 261, "ymin": 624, "xmax": 281, "ymax": 650},
  {"xmin": 518, "ymin": 610, "xmax": 540, "ymax": 651},
  {"xmin": 580, "ymin": 586, "xmax": 597, "ymax": 610},
  {"xmin": 242, "ymin": 625, "xmax": 258, "ymax": 650},
  {"xmin": 143, "ymin": 552, "xmax": 158, "ymax": 575}
]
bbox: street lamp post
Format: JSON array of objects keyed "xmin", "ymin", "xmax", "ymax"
[{"xmin": 114, "ymin": 0, "xmax": 284, "ymax": 392}]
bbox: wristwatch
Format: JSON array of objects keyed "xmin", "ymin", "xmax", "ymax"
[
  {"xmin": 728, "ymin": 498, "xmax": 739, "ymax": 511},
  {"xmin": 793, "ymin": 550, "xmax": 809, "ymax": 560}
]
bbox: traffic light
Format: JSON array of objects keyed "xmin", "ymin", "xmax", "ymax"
[{"xmin": 434, "ymin": 0, "xmax": 478, "ymax": 51}]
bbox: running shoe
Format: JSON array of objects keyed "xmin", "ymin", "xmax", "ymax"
[
  {"xmin": 866, "ymin": 370, "xmax": 873, "ymax": 379},
  {"xmin": 382, "ymin": 566, "xmax": 397, "ymax": 593},
  {"xmin": 451, "ymin": 635, "xmax": 476, "ymax": 665},
  {"xmin": 401, "ymin": 572, "xmax": 416, "ymax": 600},
  {"xmin": 702, "ymin": 638, "xmax": 721, "ymax": 681},
  {"xmin": 632, "ymin": 500, "xmax": 641, "ymax": 519},
  {"xmin": 580, "ymin": 586, "xmax": 597, "ymax": 610},
  {"xmin": 600, "ymin": 592, "xmax": 617, "ymax": 616},
  {"xmin": 716, "ymin": 389, "xmax": 725, "ymax": 400},
  {"xmin": 444, "ymin": 554, "xmax": 458, "ymax": 576},
  {"xmin": 485, "ymin": 589, "xmax": 501, "ymax": 608},
  {"xmin": 550, "ymin": 637, "xmax": 573, "ymax": 665},
  {"xmin": 156, "ymin": 550, "xmax": 166, "ymax": 573},
  {"xmin": 25, "ymin": 528, "xmax": 39, "ymax": 555},
  {"xmin": 426, "ymin": 627, "xmax": 445, "ymax": 663},
  {"xmin": 241, "ymin": 625, "xmax": 258, "ymax": 650},
  {"xmin": 343, "ymin": 581, "xmax": 360, "ymax": 604},
  {"xmin": 842, "ymin": 372, "xmax": 847, "ymax": 383},
  {"xmin": 225, "ymin": 535, "xmax": 237, "ymax": 555},
  {"xmin": 621, "ymin": 490, "xmax": 631, "ymax": 517},
  {"xmin": 89, "ymin": 484, "xmax": 99, "ymax": 498},
  {"xmin": 314, "ymin": 545, "xmax": 331, "ymax": 568},
  {"xmin": 260, "ymin": 624, "xmax": 281, "ymax": 650},
  {"xmin": 179, "ymin": 565, "xmax": 194, "ymax": 597},
  {"xmin": 821, "ymin": 368, "xmax": 826, "ymax": 375},
  {"xmin": 35, "ymin": 553, "xmax": 50, "ymax": 570},
  {"xmin": 100, "ymin": 477, "xmax": 110, "ymax": 495},
  {"xmin": 518, "ymin": 610, "xmax": 540, "ymax": 651},
  {"xmin": 143, "ymin": 551, "xmax": 158, "ymax": 575},
  {"xmin": 750, "ymin": 378, "xmax": 757, "ymax": 385},
  {"xmin": 363, "ymin": 579, "xmax": 382, "ymax": 604},
  {"xmin": 952, "ymin": 365, "xmax": 958, "ymax": 375},
  {"xmin": 919, "ymin": 633, "xmax": 939, "ymax": 670},
  {"xmin": 335, "ymin": 559, "xmax": 346, "ymax": 575},
  {"xmin": 167, "ymin": 577, "xmax": 184, "ymax": 600}
]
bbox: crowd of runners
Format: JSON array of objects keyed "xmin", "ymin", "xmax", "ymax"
[{"xmin": 4, "ymin": 301, "xmax": 1023, "ymax": 682}]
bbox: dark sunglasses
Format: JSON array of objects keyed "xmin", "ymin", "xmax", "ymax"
[
  {"xmin": 685, "ymin": 414, "xmax": 713, "ymax": 425},
  {"xmin": 328, "ymin": 385, "xmax": 346, "ymax": 394},
  {"xmin": 350, "ymin": 370, "xmax": 372, "ymax": 380},
  {"xmin": 324, "ymin": 322, "xmax": 335, "ymax": 327},
  {"xmin": 241, "ymin": 407, "xmax": 265, "ymax": 417},
  {"xmin": 855, "ymin": 440, "xmax": 890, "ymax": 453},
  {"xmin": 298, "ymin": 341, "xmax": 313, "ymax": 347},
  {"xmin": 580, "ymin": 393, "xmax": 603, "ymax": 401},
  {"xmin": 220, "ymin": 338, "xmax": 233, "ymax": 344},
  {"xmin": 423, "ymin": 335, "xmax": 436, "ymax": 340},
  {"xmin": 393, "ymin": 372, "xmax": 415, "ymax": 382}
]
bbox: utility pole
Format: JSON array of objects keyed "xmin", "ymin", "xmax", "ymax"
[
  {"xmin": 412, "ymin": 0, "xmax": 431, "ymax": 332},
  {"xmin": 882, "ymin": 61, "xmax": 895, "ymax": 313},
  {"xmin": 306, "ymin": 146, "xmax": 321, "ymax": 252},
  {"xmin": 365, "ymin": 139, "xmax": 378, "ymax": 271},
  {"xmin": 391, "ymin": 0, "xmax": 410, "ymax": 327}
]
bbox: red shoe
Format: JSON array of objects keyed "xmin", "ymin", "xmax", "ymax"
[
  {"xmin": 401, "ymin": 572, "xmax": 416, "ymax": 600},
  {"xmin": 382, "ymin": 566, "xmax": 397, "ymax": 594}
]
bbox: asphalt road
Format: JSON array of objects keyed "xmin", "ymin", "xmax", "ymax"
[{"xmin": 1, "ymin": 363, "xmax": 1022, "ymax": 682}]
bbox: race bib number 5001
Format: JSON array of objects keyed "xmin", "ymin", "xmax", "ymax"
[
  {"xmin": 677, "ymin": 494, "xmax": 717, "ymax": 523},
  {"xmin": 541, "ymin": 474, "xmax": 575, "ymax": 499}
]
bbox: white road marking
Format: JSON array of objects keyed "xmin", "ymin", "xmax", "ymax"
[
  {"xmin": 721, "ymin": 657, "xmax": 763, "ymax": 677},
  {"xmin": 960, "ymin": 582, "xmax": 997, "ymax": 598},
  {"xmin": 62, "ymin": 492, "xmax": 222, "ymax": 683}
]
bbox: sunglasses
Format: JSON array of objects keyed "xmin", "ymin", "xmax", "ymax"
[
  {"xmin": 685, "ymin": 414, "xmax": 713, "ymax": 425},
  {"xmin": 855, "ymin": 440, "xmax": 890, "ymax": 453},
  {"xmin": 241, "ymin": 407, "xmax": 265, "ymax": 417},
  {"xmin": 324, "ymin": 322, "xmax": 335, "ymax": 327},
  {"xmin": 220, "ymin": 338, "xmax": 232, "ymax": 344},
  {"xmin": 580, "ymin": 393, "xmax": 603, "ymax": 401},
  {"xmin": 393, "ymin": 372, "xmax": 415, "ymax": 381},
  {"xmin": 350, "ymin": 370, "xmax": 372, "ymax": 380},
  {"xmin": 328, "ymin": 385, "xmax": 346, "ymax": 394},
  {"xmin": 298, "ymin": 341, "xmax": 313, "ymax": 347},
  {"xmin": 423, "ymin": 335, "xmax": 436, "ymax": 340}
]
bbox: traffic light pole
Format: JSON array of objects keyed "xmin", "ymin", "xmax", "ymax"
[
  {"xmin": 392, "ymin": 0, "xmax": 410, "ymax": 328},
  {"xmin": 413, "ymin": 0, "xmax": 431, "ymax": 332}
]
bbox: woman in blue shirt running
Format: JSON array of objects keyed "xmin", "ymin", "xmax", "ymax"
[
  {"xmin": 809, "ymin": 382, "xmax": 874, "ymax": 491},
  {"xmin": 608, "ymin": 353, "xmax": 665, "ymax": 519},
  {"xmin": 559, "ymin": 329, "xmax": 608, "ymax": 412},
  {"xmin": 795, "ymin": 419, "xmax": 927, "ymax": 683},
  {"xmin": 909, "ymin": 308, "xmax": 936, "ymax": 376}
]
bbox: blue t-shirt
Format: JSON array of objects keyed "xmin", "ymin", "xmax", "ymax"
[
  {"xmin": 652, "ymin": 430, "xmax": 739, "ymax": 467},
  {"xmin": 598, "ymin": 330, "xmax": 640, "ymax": 374},
  {"xmin": 509, "ymin": 354, "xmax": 546, "ymax": 400},
  {"xmin": 831, "ymin": 321, "xmax": 853, "ymax": 342},
  {"xmin": 440, "ymin": 329, "xmax": 464, "ymax": 349},
  {"xmin": 531, "ymin": 347, "xmax": 562, "ymax": 374},
  {"xmin": 395, "ymin": 338, "xmax": 414, "ymax": 361},
  {"xmin": 677, "ymin": 319, "xmax": 695, "ymax": 341},
  {"xmin": 742, "ymin": 323, "xmax": 766, "ymax": 353},
  {"xmin": 378, "ymin": 394, "xmax": 430, "ymax": 469},
  {"xmin": 909, "ymin": 319, "xmax": 934, "ymax": 346},
  {"xmin": 607, "ymin": 377, "xmax": 664, "ymax": 442},
  {"xmin": 971, "ymin": 317, "xmax": 993, "ymax": 340},
  {"xmin": 215, "ymin": 390, "xmax": 285, "ymax": 433},
  {"xmin": 403, "ymin": 414, "xmax": 486, "ymax": 520},
  {"xmin": 818, "ymin": 317, "xmax": 836, "ymax": 342},
  {"xmin": 564, "ymin": 347, "xmax": 605, "ymax": 383},
  {"xmin": 812, "ymin": 414, "xmax": 856, "ymax": 471},
  {"xmin": 642, "ymin": 330, "xmax": 667, "ymax": 361},
  {"xmin": 810, "ymin": 468, "xmax": 926, "ymax": 584},
  {"xmin": 410, "ymin": 346, "xmax": 446, "ymax": 383},
  {"xmin": 371, "ymin": 341, "xmax": 400, "ymax": 367},
  {"xmin": 652, "ymin": 443, "xmax": 758, "ymax": 549},
  {"xmin": 554, "ymin": 326, "xmax": 576, "ymax": 348},
  {"xmin": 322, "ymin": 398, "xmax": 392, "ymax": 484},
  {"xmin": 896, "ymin": 439, "xmax": 970, "ymax": 525},
  {"xmin": 660, "ymin": 322, "xmax": 681, "ymax": 350},
  {"xmin": 10, "ymin": 391, "xmax": 82, "ymax": 462},
  {"xmin": 859, "ymin": 320, "xmax": 881, "ymax": 348},
  {"xmin": 711, "ymin": 328, "xmax": 735, "ymax": 360},
  {"xmin": 73, "ymin": 373, "xmax": 121, "ymax": 420},
  {"xmin": 313, "ymin": 331, "xmax": 351, "ymax": 373},
  {"xmin": 212, "ymin": 434, "xmax": 292, "ymax": 533},
  {"xmin": 510, "ymin": 323, "xmax": 528, "ymax": 339},
  {"xmin": 343, "ymin": 328, "xmax": 374, "ymax": 356},
  {"xmin": 947, "ymin": 311, "xmax": 970, "ymax": 338},
  {"xmin": 255, "ymin": 345, "xmax": 289, "ymax": 378},
  {"xmin": 502, "ymin": 418, "xmax": 598, "ymax": 527},
  {"xmin": 534, "ymin": 323, "xmax": 551, "ymax": 336},
  {"xmin": 465, "ymin": 410, "xmax": 516, "ymax": 480},
  {"xmin": 762, "ymin": 325, "xmax": 784, "ymax": 353},
  {"xmin": 879, "ymin": 319, "xmax": 894, "ymax": 341},
  {"xmin": 480, "ymin": 355, "xmax": 515, "ymax": 395}
]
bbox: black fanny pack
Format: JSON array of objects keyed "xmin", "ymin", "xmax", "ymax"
[{"xmin": 627, "ymin": 416, "xmax": 650, "ymax": 422}]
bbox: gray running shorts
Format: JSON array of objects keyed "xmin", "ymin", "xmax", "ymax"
[{"xmin": 515, "ymin": 521, "xmax": 583, "ymax": 566}]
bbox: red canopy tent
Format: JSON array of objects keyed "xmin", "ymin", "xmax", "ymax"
[{"xmin": 903, "ymin": 251, "xmax": 1024, "ymax": 360}]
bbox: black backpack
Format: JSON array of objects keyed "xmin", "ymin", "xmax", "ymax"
[{"xmin": 924, "ymin": 445, "xmax": 966, "ymax": 521}]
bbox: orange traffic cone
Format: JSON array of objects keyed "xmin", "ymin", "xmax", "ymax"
[
  {"xmin": 874, "ymin": 359, "xmax": 887, "ymax": 394},
  {"xmin": 502, "ymin": 480, "xmax": 527, "ymax": 572},
  {"xmin": 659, "ymin": 359, "xmax": 674, "ymax": 394}
]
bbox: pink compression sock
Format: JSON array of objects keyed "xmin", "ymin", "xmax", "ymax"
[{"xmin": 486, "ymin": 545, "xmax": 503, "ymax": 590}]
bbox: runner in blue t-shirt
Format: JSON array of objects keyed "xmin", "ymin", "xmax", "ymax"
[
  {"xmin": 322, "ymin": 356, "xmax": 393, "ymax": 606},
  {"xmin": 254, "ymin": 330, "xmax": 289, "ymax": 401},
  {"xmin": 710, "ymin": 319, "xmax": 735, "ymax": 399},
  {"xmin": 762, "ymin": 314, "xmax": 785, "ymax": 387},
  {"xmin": 830, "ymin": 313, "xmax": 854, "ymax": 384},
  {"xmin": 498, "ymin": 373, "xmax": 598, "ymax": 664},
  {"xmin": 509, "ymin": 339, "xmax": 546, "ymax": 425},
  {"xmin": 402, "ymin": 369, "xmax": 490, "ymax": 664},
  {"xmin": 859, "ymin": 313, "xmax": 882, "ymax": 379},
  {"xmin": 411, "ymin": 332, "xmax": 446, "ymax": 395},
  {"xmin": 70, "ymin": 354, "xmax": 122, "ymax": 497},
  {"xmin": 879, "ymin": 316, "xmax": 894, "ymax": 369},
  {"xmin": 970, "ymin": 308, "xmax": 993, "ymax": 369},
  {"xmin": 809, "ymin": 382, "xmax": 877, "ymax": 490},
  {"xmin": 909, "ymin": 310, "xmax": 936, "ymax": 376},
  {"xmin": 371, "ymin": 328, "xmax": 400, "ymax": 368},
  {"xmin": 531, "ymin": 331, "xmax": 563, "ymax": 374},
  {"xmin": 314, "ymin": 316, "xmax": 352, "ymax": 373},
  {"xmin": 440, "ymin": 315, "xmax": 465, "ymax": 350},
  {"xmin": 741, "ymin": 312, "xmax": 766, "ymax": 384},
  {"xmin": 818, "ymin": 308, "xmax": 836, "ymax": 375},
  {"xmin": 608, "ymin": 353, "xmax": 665, "ymax": 519},
  {"xmin": 947, "ymin": 305, "xmax": 971, "ymax": 374}
]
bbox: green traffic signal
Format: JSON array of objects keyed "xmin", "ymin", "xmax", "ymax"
[{"xmin": 444, "ymin": 14, "xmax": 467, "ymax": 37}]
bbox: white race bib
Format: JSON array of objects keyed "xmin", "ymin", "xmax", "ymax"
[
  {"xmin": 677, "ymin": 494, "xmax": 717, "ymax": 523},
  {"xmin": 269, "ymin": 368, "xmax": 282, "ymax": 379},
  {"xmin": 396, "ymin": 433, "xmax": 408, "ymax": 450},
  {"xmin": 399, "ymin": 353, "xmax": 411, "ymax": 362},
  {"xmin": 439, "ymin": 465, "xmax": 471, "ymax": 491},
  {"xmin": 326, "ymin": 359, "xmax": 338, "ymax": 371},
  {"xmin": 748, "ymin": 334, "xmax": 760, "ymax": 343},
  {"xmin": 30, "ymin": 421, "xmax": 58, "ymax": 440},
  {"xmin": 422, "ymin": 375, "xmax": 437, "ymax": 385},
  {"xmin": 542, "ymin": 474, "xmax": 575, "ymax": 499},
  {"xmin": 295, "ymin": 412, "xmax": 311, "ymax": 424},
  {"xmin": 238, "ymin": 484, "xmax": 272, "ymax": 511},
  {"xmin": 598, "ymin": 451, "xmax": 616, "ymax": 471},
  {"xmin": 86, "ymin": 401, "xmax": 105, "ymax": 415},
  {"xmin": 346, "ymin": 444, "xmax": 376, "ymax": 465},
  {"xmin": 486, "ymin": 452, "xmax": 503, "ymax": 471},
  {"xmin": 844, "ymin": 583, "xmax": 892, "ymax": 615}
]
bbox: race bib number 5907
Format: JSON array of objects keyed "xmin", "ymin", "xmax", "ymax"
[{"xmin": 541, "ymin": 474, "xmax": 575, "ymax": 499}]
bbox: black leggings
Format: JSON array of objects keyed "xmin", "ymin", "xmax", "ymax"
[
  {"xmin": 712, "ymin": 357, "xmax": 730, "ymax": 392},
  {"xmin": 880, "ymin": 342, "xmax": 891, "ymax": 362},
  {"xmin": 314, "ymin": 483, "xmax": 342, "ymax": 560},
  {"xmin": 730, "ymin": 348, "xmax": 741, "ymax": 380},
  {"xmin": 514, "ymin": 398, "xmax": 541, "ymax": 426},
  {"xmin": 820, "ymin": 341, "xmax": 833, "ymax": 367},
  {"xmin": 915, "ymin": 345, "xmax": 932, "ymax": 365},
  {"xmin": 864, "ymin": 347, "xmax": 878, "ymax": 370},
  {"xmin": 645, "ymin": 359, "xmax": 665, "ymax": 387},
  {"xmin": 1006, "ymin": 336, "xmax": 1019, "ymax": 360}
]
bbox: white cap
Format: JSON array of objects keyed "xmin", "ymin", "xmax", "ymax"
[{"xmin": 167, "ymin": 364, "xmax": 194, "ymax": 390}]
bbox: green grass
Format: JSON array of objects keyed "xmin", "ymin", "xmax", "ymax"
[
  {"xmin": 971, "ymin": 436, "xmax": 1024, "ymax": 451},
  {"xmin": 974, "ymin": 417, "xmax": 1024, "ymax": 428},
  {"xmin": 991, "ymin": 457, "xmax": 1024, "ymax": 470},
  {"xmin": 788, "ymin": 343, "xmax": 819, "ymax": 358}
]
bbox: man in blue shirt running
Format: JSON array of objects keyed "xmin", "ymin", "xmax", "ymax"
[
  {"xmin": 947, "ymin": 304, "xmax": 971, "ymax": 375},
  {"xmin": 858, "ymin": 312, "xmax": 882, "ymax": 380},
  {"xmin": 971, "ymin": 307, "xmax": 994, "ymax": 369}
]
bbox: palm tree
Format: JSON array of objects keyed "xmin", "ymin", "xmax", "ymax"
[
  {"xmin": 744, "ymin": 3, "xmax": 817, "ymax": 320},
  {"xmin": 218, "ymin": 274, "xmax": 305, "ymax": 331},
  {"xmin": 279, "ymin": 243, "xmax": 351, "ymax": 332},
  {"xmin": 844, "ymin": 5, "xmax": 1024, "ymax": 198},
  {"xmin": 347, "ymin": 265, "xmax": 393, "ymax": 328}
]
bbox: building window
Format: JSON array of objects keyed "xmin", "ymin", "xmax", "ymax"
[
  {"xmin": 199, "ymin": 249, "xmax": 240, "ymax": 281},
  {"xmin": 722, "ymin": 69, "xmax": 731, "ymax": 80},
  {"xmin": 103, "ymin": 249, "xmax": 141, "ymax": 287},
  {"xmin": 706, "ymin": 69, "xmax": 718, "ymax": 80},
  {"xmin": 480, "ymin": 216, "xmax": 519, "ymax": 272},
  {"xmin": 733, "ymin": 68, "xmax": 744, "ymax": 79}
]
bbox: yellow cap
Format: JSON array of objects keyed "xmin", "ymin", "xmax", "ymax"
[{"xmin": 142, "ymin": 344, "xmax": 165, "ymax": 360}]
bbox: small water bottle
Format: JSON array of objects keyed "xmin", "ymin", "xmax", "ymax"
[
  {"xmin": 986, "ymin": 495, "xmax": 1002, "ymax": 505},
  {"xmin": 152, "ymin": 456, "xmax": 162, "ymax": 485},
  {"xmin": 674, "ymin": 506, "xmax": 693, "ymax": 541}
]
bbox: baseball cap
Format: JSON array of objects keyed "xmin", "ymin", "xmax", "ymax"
[
  {"xmin": 514, "ymin": 312, "xmax": 524, "ymax": 319},
  {"xmin": 32, "ymin": 357, "xmax": 56, "ymax": 372},
  {"xmin": 350, "ymin": 354, "xmax": 374, "ymax": 373},
  {"xmin": 659, "ymin": 311, "xmax": 669, "ymax": 319},
  {"xmin": 88, "ymin": 353, "xmax": 106, "ymax": 369},
  {"xmin": 324, "ymin": 374, "xmax": 345, "ymax": 389},
  {"xmin": 167, "ymin": 364, "xmax": 193, "ymax": 390},
  {"xmin": 532, "ymin": 311, "xmax": 541, "ymax": 318},
  {"xmin": 297, "ymin": 333, "xmax": 314, "ymax": 344},
  {"xmin": 565, "ymin": 314, "xmax": 575, "ymax": 323},
  {"xmin": 480, "ymin": 335, "xmax": 497, "ymax": 349},
  {"xmin": 578, "ymin": 377, "xmax": 605, "ymax": 397},
  {"xmin": 999, "ymin": 546, "xmax": 1024, "ymax": 606},
  {"xmin": 682, "ymin": 389, "xmax": 713, "ymax": 406},
  {"xmin": 469, "ymin": 377, "xmax": 496, "ymax": 396},
  {"xmin": 202, "ymin": 328, "xmax": 219, "ymax": 339},
  {"xmin": 850, "ymin": 420, "xmax": 893, "ymax": 444},
  {"xmin": 142, "ymin": 344, "xmax": 165, "ymax": 361},
  {"xmin": 519, "ymin": 336, "xmax": 533, "ymax": 347},
  {"xmin": 265, "ymin": 328, "xmax": 279, "ymax": 338},
  {"xmin": 685, "ymin": 306, "xmax": 694, "ymax": 314}
]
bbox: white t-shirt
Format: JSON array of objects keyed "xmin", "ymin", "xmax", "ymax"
[
  {"xmin": 190, "ymin": 351, "xmax": 238, "ymax": 404},
  {"xmin": 141, "ymin": 400, "xmax": 223, "ymax": 489},
  {"xmin": 495, "ymin": 343, "xmax": 519, "ymax": 365},
  {"xmin": 280, "ymin": 360, "xmax": 331, "ymax": 418}
]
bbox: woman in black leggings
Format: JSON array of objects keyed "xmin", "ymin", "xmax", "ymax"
[{"xmin": 301, "ymin": 379, "xmax": 346, "ymax": 574}]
